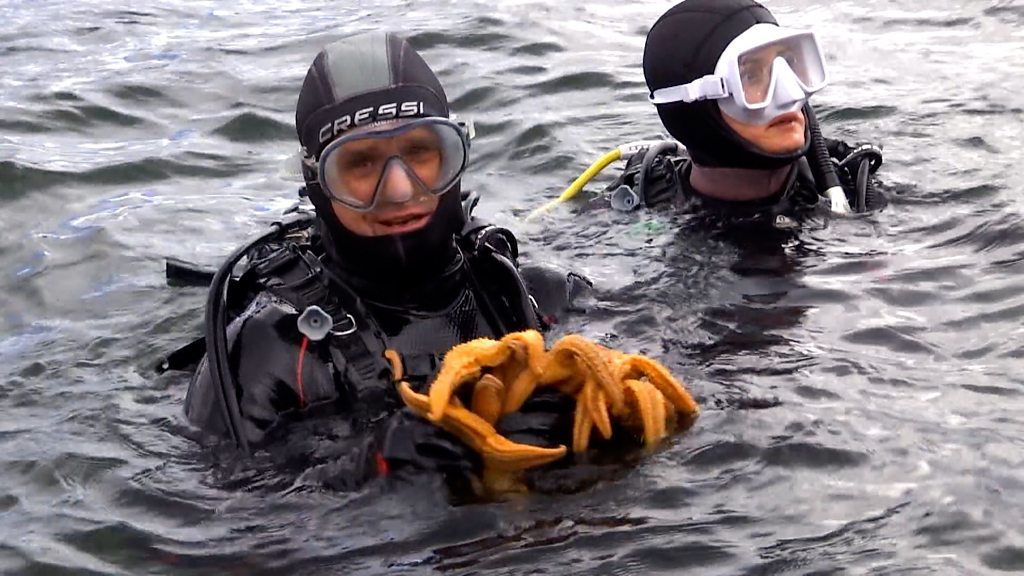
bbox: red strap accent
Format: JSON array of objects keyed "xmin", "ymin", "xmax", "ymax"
[
  {"xmin": 296, "ymin": 336, "xmax": 309, "ymax": 408},
  {"xmin": 375, "ymin": 451, "xmax": 389, "ymax": 476}
]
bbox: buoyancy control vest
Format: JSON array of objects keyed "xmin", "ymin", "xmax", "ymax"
[
  {"xmin": 163, "ymin": 191, "xmax": 557, "ymax": 450},
  {"xmin": 603, "ymin": 136, "xmax": 887, "ymax": 231}
]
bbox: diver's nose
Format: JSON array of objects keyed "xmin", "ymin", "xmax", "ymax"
[
  {"xmin": 772, "ymin": 57, "xmax": 808, "ymax": 106},
  {"xmin": 379, "ymin": 160, "xmax": 416, "ymax": 204}
]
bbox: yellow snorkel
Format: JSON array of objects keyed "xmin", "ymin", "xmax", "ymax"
[{"xmin": 526, "ymin": 140, "xmax": 680, "ymax": 221}]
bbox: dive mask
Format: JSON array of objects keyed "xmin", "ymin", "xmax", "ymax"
[
  {"xmin": 650, "ymin": 24, "xmax": 829, "ymax": 125},
  {"xmin": 309, "ymin": 117, "xmax": 470, "ymax": 212}
]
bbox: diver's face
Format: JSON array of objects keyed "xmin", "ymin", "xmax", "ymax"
[
  {"xmin": 328, "ymin": 126, "xmax": 443, "ymax": 237},
  {"xmin": 331, "ymin": 180, "xmax": 440, "ymax": 237},
  {"xmin": 721, "ymin": 107, "xmax": 806, "ymax": 156},
  {"xmin": 736, "ymin": 42, "xmax": 810, "ymax": 106},
  {"xmin": 718, "ymin": 41, "xmax": 808, "ymax": 155}
]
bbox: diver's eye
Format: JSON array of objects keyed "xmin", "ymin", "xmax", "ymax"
[
  {"xmin": 339, "ymin": 153, "xmax": 380, "ymax": 177},
  {"xmin": 741, "ymin": 67, "xmax": 767, "ymax": 87},
  {"xmin": 402, "ymin": 143, "xmax": 440, "ymax": 161}
]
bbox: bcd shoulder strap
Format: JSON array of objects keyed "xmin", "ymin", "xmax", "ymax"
[
  {"xmin": 604, "ymin": 145, "xmax": 688, "ymax": 210},
  {"xmin": 458, "ymin": 221, "xmax": 540, "ymax": 334},
  {"xmin": 248, "ymin": 242, "xmax": 397, "ymax": 399}
]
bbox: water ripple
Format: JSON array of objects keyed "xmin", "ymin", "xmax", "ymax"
[
  {"xmin": 0, "ymin": 155, "xmax": 255, "ymax": 198},
  {"xmin": 2, "ymin": 0, "xmax": 1024, "ymax": 573},
  {"xmin": 211, "ymin": 112, "xmax": 293, "ymax": 143}
]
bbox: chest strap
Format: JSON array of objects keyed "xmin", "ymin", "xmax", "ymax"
[{"xmin": 251, "ymin": 243, "xmax": 395, "ymax": 403}]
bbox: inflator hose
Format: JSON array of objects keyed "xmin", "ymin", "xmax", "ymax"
[
  {"xmin": 855, "ymin": 157, "xmax": 870, "ymax": 212},
  {"xmin": 805, "ymin": 105, "xmax": 842, "ymax": 194},
  {"xmin": 204, "ymin": 215, "xmax": 312, "ymax": 451},
  {"xmin": 638, "ymin": 141, "xmax": 683, "ymax": 202}
]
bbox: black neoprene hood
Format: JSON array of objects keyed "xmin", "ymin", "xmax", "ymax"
[
  {"xmin": 295, "ymin": 31, "xmax": 450, "ymax": 160},
  {"xmin": 643, "ymin": 0, "xmax": 811, "ymax": 169},
  {"xmin": 293, "ymin": 32, "xmax": 466, "ymax": 290}
]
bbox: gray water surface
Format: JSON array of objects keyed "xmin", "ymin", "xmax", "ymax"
[{"xmin": 2, "ymin": 1, "xmax": 1024, "ymax": 574}]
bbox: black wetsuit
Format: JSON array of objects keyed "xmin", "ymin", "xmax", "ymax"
[
  {"xmin": 605, "ymin": 138, "xmax": 887, "ymax": 232},
  {"xmin": 184, "ymin": 259, "xmax": 491, "ymax": 443},
  {"xmin": 182, "ymin": 209, "xmax": 585, "ymax": 486}
]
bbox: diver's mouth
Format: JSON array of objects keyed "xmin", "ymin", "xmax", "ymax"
[
  {"xmin": 375, "ymin": 211, "xmax": 432, "ymax": 234},
  {"xmin": 769, "ymin": 112, "xmax": 803, "ymax": 129}
]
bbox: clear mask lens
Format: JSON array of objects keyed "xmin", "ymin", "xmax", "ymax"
[
  {"xmin": 735, "ymin": 32, "xmax": 827, "ymax": 108},
  {"xmin": 647, "ymin": 25, "xmax": 829, "ymax": 117},
  {"xmin": 318, "ymin": 117, "xmax": 469, "ymax": 212}
]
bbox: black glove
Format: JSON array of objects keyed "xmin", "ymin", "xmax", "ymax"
[
  {"xmin": 603, "ymin": 144, "xmax": 686, "ymax": 210},
  {"xmin": 825, "ymin": 139, "xmax": 887, "ymax": 213},
  {"xmin": 378, "ymin": 409, "xmax": 481, "ymax": 477},
  {"xmin": 519, "ymin": 264, "xmax": 595, "ymax": 325},
  {"xmin": 839, "ymin": 143, "xmax": 884, "ymax": 175},
  {"xmin": 826, "ymin": 138, "xmax": 884, "ymax": 174},
  {"xmin": 496, "ymin": 390, "xmax": 575, "ymax": 449}
]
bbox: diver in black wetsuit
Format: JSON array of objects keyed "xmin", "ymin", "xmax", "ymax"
[
  {"xmin": 604, "ymin": 0, "xmax": 887, "ymax": 231},
  {"xmin": 181, "ymin": 32, "xmax": 583, "ymax": 487}
]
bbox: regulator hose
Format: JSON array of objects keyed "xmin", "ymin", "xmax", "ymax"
[{"xmin": 805, "ymin": 104, "xmax": 850, "ymax": 214}]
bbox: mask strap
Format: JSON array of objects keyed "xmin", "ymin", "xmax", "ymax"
[{"xmin": 650, "ymin": 75, "xmax": 729, "ymax": 105}]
